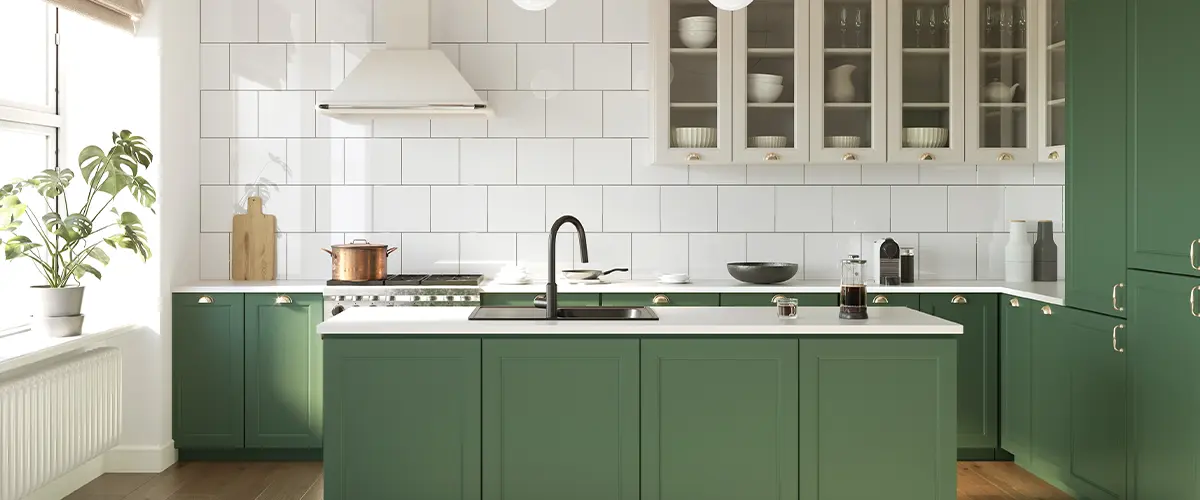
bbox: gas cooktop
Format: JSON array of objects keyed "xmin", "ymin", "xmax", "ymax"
[{"xmin": 325, "ymin": 274, "xmax": 484, "ymax": 287}]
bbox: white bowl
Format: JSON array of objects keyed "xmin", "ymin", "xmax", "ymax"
[
  {"xmin": 658, "ymin": 273, "xmax": 692, "ymax": 284},
  {"xmin": 748, "ymin": 73, "xmax": 784, "ymax": 85},
  {"xmin": 750, "ymin": 136, "xmax": 788, "ymax": 148},
  {"xmin": 678, "ymin": 16, "xmax": 717, "ymax": 28},
  {"xmin": 673, "ymin": 127, "xmax": 717, "ymax": 148},
  {"xmin": 826, "ymin": 135, "xmax": 862, "ymax": 148},
  {"xmin": 679, "ymin": 29, "xmax": 716, "ymax": 49},
  {"xmin": 902, "ymin": 127, "xmax": 949, "ymax": 148},
  {"xmin": 748, "ymin": 82, "xmax": 784, "ymax": 103}
]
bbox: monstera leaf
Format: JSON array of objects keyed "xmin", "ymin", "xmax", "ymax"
[
  {"xmin": 103, "ymin": 209, "xmax": 151, "ymax": 261},
  {"xmin": 128, "ymin": 176, "xmax": 157, "ymax": 211},
  {"xmin": 30, "ymin": 168, "xmax": 74, "ymax": 197},
  {"xmin": 4, "ymin": 235, "xmax": 41, "ymax": 260},
  {"xmin": 42, "ymin": 212, "xmax": 92, "ymax": 242},
  {"xmin": 0, "ymin": 195, "xmax": 26, "ymax": 232}
]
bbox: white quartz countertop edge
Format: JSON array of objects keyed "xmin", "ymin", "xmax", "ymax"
[{"xmin": 318, "ymin": 307, "xmax": 964, "ymax": 336}]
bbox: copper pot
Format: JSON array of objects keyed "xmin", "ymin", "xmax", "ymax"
[{"xmin": 322, "ymin": 239, "xmax": 397, "ymax": 282}]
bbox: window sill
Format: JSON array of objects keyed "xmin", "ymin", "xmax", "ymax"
[{"xmin": 0, "ymin": 324, "xmax": 138, "ymax": 375}]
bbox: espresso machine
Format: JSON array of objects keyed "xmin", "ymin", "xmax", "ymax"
[{"xmin": 868, "ymin": 238, "xmax": 902, "ymax": 285}]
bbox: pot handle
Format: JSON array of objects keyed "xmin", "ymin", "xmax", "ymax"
[
  {"xmin": 601, "ymin": 268, "xmax": 630, "ymax": 276},
  {"xmin": 321, "ymin": 248, "xmax": 333, "ymax": 256},
  {"xmin": 387, "ymin": 247, "xmax": 399, "ymax": 255},
  {"xmin": 349, "ymin": 239, "xmax": 370, "ymax": 245}
]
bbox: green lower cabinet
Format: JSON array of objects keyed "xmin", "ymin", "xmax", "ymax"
[
  {"xmin": 1000, "ymin": 295, "xmax": 1033, "ymax": 459},
  {"xmin": 799, "ymin": 339, "xmax": 958, "ymax": 500},
  {"xmin": 720, "ymin": 293, "xmax": 838, "ymax": 307},
  {"xmin": 481, "ymin": 293, "xmax": 600, "ymax": 307},
  {"xmin": 323, "ymin": 339, "xmax": 481, "ymax": 500},
  {"xmin": 244, "ymin": 294, "xmax": 323, "ymax": 449},
  {"xmin": 640, "ymin": 339, "xmax": 798, "ymax": 500},
  {"xmin": 1062, "ymin": 307, "xmax": 1127, "ymax": 500},
  {"xmin": 919, "ymin": 294, "xmax": 999, "ymax": 460},
  {"xmin": 1030, "ymin": 304, "xmax": 1071, "ymax": 480},
  {"xmin": 173, "ymin": 293, "xmax": 245, "ymax": 449},
  {"xmin": 868, "ymin": 293, "xmax": 921, "ymax": 309},
  {"xmin": 601, "ymin": 293, "xmax": 720, "ymax": 307},
  {"xmin": 483, "ymin": 340, "xmax": 639, "ymax": 500}
]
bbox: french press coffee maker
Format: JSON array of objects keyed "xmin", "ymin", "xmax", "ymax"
[{"xmin": 840, "ymin": 255, "xmax": 868, "ymax": 320}]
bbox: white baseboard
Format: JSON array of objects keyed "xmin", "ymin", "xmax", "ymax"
[
  {"xmin": 21, "ymin": 457, "xmax": 104, "ymax": 500},
  {"xmin": 103, "ymin": 442, "xmax": 177, "ymax": 473}
]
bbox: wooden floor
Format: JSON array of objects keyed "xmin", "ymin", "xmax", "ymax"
[{"xmin": 65, "ymin": 461, "xmax": 1070, "ymax": 500}]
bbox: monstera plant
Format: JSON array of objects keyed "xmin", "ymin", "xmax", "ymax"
[{"xmin": 0, "ymin": 130, "xmax": 156, "ymax": 336}]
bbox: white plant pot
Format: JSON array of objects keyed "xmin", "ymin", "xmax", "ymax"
[
  {"xmin": 31, "ymin": 285, "xmax": 85, "ymax": 317},
  {"xmin": 31, "ymin": 314, "xmax": 85, "ymax": 338}
]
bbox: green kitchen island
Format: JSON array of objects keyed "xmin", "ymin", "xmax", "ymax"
[{"xmin": 318, "ymin": 306, "xmax": 961, "ymax": 500}]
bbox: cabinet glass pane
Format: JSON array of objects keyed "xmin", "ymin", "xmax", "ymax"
[
  {"xmin": 823, "ymin": 0, "xmax": 875, "ymax": 148},
  {"xmin": 978, "ymin": 0, "xmax": 1029, "ymax": 148},
  {"xmin": 900, "ymin": 0, "xmax": 952, "ymax": 148},
  {"xmin": 1045, "ymin": 0, "xmax": 1066, "ymax": 147},
  {"xmin": 746, "ymin": 1, "xmax": 796, "ymax": 148},
  {"xmin": 670, "ymin": 2, "xmax": 721, "ymax": 148}
]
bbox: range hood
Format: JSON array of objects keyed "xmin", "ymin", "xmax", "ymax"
[{"xmin": 317, "ymin": 0, "xmax": 491, "ymax": 117}]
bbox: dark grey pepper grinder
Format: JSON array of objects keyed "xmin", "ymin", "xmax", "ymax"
[{"xmin": 1033, "ymin": 220, "xmax": 1058, "ymax": 281}]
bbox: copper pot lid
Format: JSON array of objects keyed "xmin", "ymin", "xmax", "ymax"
[{"xmin": 331, "ymin": 239, "xmax": 389, "ymax": 250}]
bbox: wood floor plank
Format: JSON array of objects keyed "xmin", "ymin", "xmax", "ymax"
[
  {"xmin": 967, "ymin": 462, "xmax": 1074, "ymax": 500},
  {"xmin": 299, "ymin": 473, "xmax": 324, "ymax": 500},
  {"xmin": 65, "ymin": 474, "xmax": 157, "ymax": 497},
  {"xmin": 210, "ymin": 462, "xmax": 280, "ymax": 500},
  {"xmin": 252, "ymin": 462, "xmax": 322, "ymax": 500},
  {"xmin": 957, "ymin": 463, "xmax": 1017, "ymax": 500},
  {"xmin": 121, "ymin": 462, "xmax": 220, "ymax": 500}
]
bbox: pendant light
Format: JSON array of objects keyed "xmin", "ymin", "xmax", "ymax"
[
  {"xmin": 512, "ymin": 0, "xmax": 557, "ymax": 11},
  {"xmin": 708, "ymin": 0, "xmax": 754, "ymax": 10}
]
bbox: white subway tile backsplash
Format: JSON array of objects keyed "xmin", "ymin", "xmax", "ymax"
[
  {"xmin": 461, "ymin": 139, "xmax": 517, "ymax": 185},
  {"xmin": 546, "ymin": 186, "xmax": 603, "ymax": 231},
  {"xmin": 199, "ymin": 233, "xmax": 231, "ymax": 280},
  {"xmin": 488, "ymin": 91, "xmax": 547, "ymax": 138},
  {"xmin": 254, "ymin": 186, "xmax": 317, "ymax": 232},
  {"xmin": 372, "ymin": 186, "xmax": 432, "ymax": 232},
  {"xmin": 575, "ymin": 45, "xmax": 632, "ymax": 90},
  {"xmin": 316, "ymin": 0, "xmax": 373, "ymax": 42},
  {"xmin": 631, "ymin": 44, "xmax": 650, "ymax": 91},
  {"xmin": 229, "ymin": 44, "xmax": 286, "ymax": 90},
  {"xmin": 1034, "ymin": 163, "xmax": 1066, "ymax": 185},
  {"xmin": 402, "ymin": 139, "xmax": 460, "ymax": 185},
  {"xmin": 603, "ymin": 186, "xmax": 660, "ymax": 232},
  {"xmin": 775, "ymin": 186, "xmax": 833, "ymax": 232},
  {"xmin": 918, "ymin": 233, "xmax": 978, "ymax": 280},
  {"xmin": 260, "ymin": 0, "xmax": 316, "ymax": 42},
  {"xmin": 1005, "ymin": 186, "xmax": 1064, "ymax": 230},
  {"xmin": 461, "ymin": 233, "xmax": 517, "ymax": 275},
  {"xmin": 804, "ymin": 233, "xmax": 862, "ymax": 279},
  {"xmin": 518, "ymin": 44, "xmax": 573, "ymax": 91},
  {"xmin": 603, "ymin": 91, "xmax": 649, "ymax": 137},
  {"xmin": 517, "ymin": 139, "xmax": 574, "ymax": 185},
  {"xmin": 862, "ymin": 165, "xmax": 918, "ymax": 185},
  {"xmin": 489, "ymin": 186, "xmax": 547, "ymax": 232},
  {"xmin": 201, "ymin": 91, "xmax": 258, "ymax": 138},
  {"xmin": 402, "ymin": 233, "xmax": 460, "ymax": 274},
  {"xmin": 230, "ymin": 139, "xmax": 288, "ymax": 186},
  {"xmin": 947, "ymin": 186, "xmax": 1005, "ymax": 232},
  {"xmin": 317, "ymin": 186, "xmax": 373, "ymax": 232},
  {"xmin": 200, "ymin": 139, "xmax": 231, "ymax": 185},
  {"xmin": 660, "ymin": 186, "xmax": 717, "ymax": 232},
  {"xmin": 690, "ymin": 165, "xmax": 747, "ymax": 185},
  {"xmin": 201, "ymin": 0, "xmax": 258, "ymax": 42},
  {"xmin": 719, "ymin": 186, "xmax": 775, "ymax": 232},
  {"xmin": 978, "ymin": 164, "xmax": 1034, "ymax": 185},
  {"xmin": 431, "ymin": 0, "xmax": 488, "ymax": 43},
  {"xmin": 805, "ymin": 165, "xmax": 861, "ymax": 185},
  {"xmin": 689, "ymin": 234, "xmax": 746, "ymax": 279},
  {"xmin": 890, "ymin": 186, "xmax": 948, "ymax": 232},
  {"xmin": 259, "ymin": 91, "xmax": 316, "ymax": 138},
  {"xmin": 546, "ymin": 91, "xmax": 603, "ymax": 138},
  {"xmin": 603, "ymin": 0, "xmax": 649, "ymax": 42},
  {"xmin": 518, "ymin": 232, "xmax": 575, "ymax": 276},
  {"xmin": 632, "ymin": 233, "xmax": 688, "ymax": 279},
  {"xmin": 287, "ymin": 139, "xmax": 345, "ymax": 185},
  {"xmin": 747, "ymin": 233, "xmax": 805, "ymax": 268},
  {"xmin": 547, "ymin": 0, "xmax": 603, "ymax": 42},
  {"xmin": 976, "ymin": 233, "xmax": 1007, "ymax": 280},
  {"xmin": 488, "ymin": 0, "xmax": 546, "ymax": 43},
  {"xmin": 747, "ymin": 166, "xmax": 805, "ymax": 185},
  {"xmin": 920, "ymin": 164, "xmax": 977, "ymax": 185},
  {"xmin": 633, "ymin": 139, "xmax": 688, "ymax": 185},
  {"xmin": 315, "ymin": 92, "xmax": 372, "ymax": 138},
  {"xmin": 574, "ymin": 233, "xmax": 633, "ymax": 271},
  {"xmin": 286, "ymin": 44, "xmax": 344, "ymax": 90},
  {"xmin": 431, "ymin": 186, "xmax": 488, "ymax": 232},
  {"xmin": 344, "ymin": 138, "xmax": 403, "ymax": 184},
  {"xmin": 373, "ymin": 117, "xmax": 432, "ymax": 138},
  {"xmin": 432, "ymin": 114, "xmax": 489, "ymax": 138},
  {"xmin": 200, "ymin": 186, "xmax": 237, "ymax": 232},
  {"xmin": 286, "ymin": 233, "xmax": 345, "ymax": 279},
  {"xmin": 574, "ymin": 139, "xmax": 632, "ymax": 185},
  {"xmin": 460, "ymin": 44, "xmax": 517, "ymax": 91},
  {"xmin": 200, "ymin": 44, "xmax": 230, "ymax": 90},
  {"xmin": 832, "ymin": 186, "xmax": 890, "ymax": 232}
]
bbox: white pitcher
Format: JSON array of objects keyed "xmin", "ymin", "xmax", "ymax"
[{"xmin": 826, "ymin": 64, "xmax": 857, "ymax": 103}]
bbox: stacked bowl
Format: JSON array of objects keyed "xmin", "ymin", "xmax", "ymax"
[
  {"xmin": 748, "ymin": 73, "xmax": 784, "ymax": 103},
  {"xmin": 678, "ymin": 16, "xmax": 716, "ymax": 48},
  {"xmin": 902, "ymin": 127, "xmax": 949, "ymax": 148},
  {"xmin": 674, "ymin": 127, "xmax": 717, "ymax": 148}
]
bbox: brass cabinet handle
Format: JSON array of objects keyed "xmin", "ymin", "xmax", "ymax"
[
  {"xmin": 951, "ymin": 295, "xmax": 968, "ymax": 304},
  {"xmin": 1042, "ymin": 305, "xmax": 1053, "ymax": 315},
  {"xmin": 919, "ymin": 153, "xmax": 935, "ymax": 161},
  {"xmin": 842, "ymin": 152, "xmax": 858, "ymax": 161},
  {"xmin": 686, "ymin": 153, "xmax": 701, "ymax": 161},
  {"xmin": 652, "ymin": 294, "xmax": 671, "ymax": 305},
  {"xmin": 197, "ymin": 295, "xmax": 214, "ymax": 304},
  {"xmin": 873, "ymin": 295, "xmax": 889, "ymax": 304},
  {"xmin": 1010, "ymin": 297, "xmax": 1020, "ymax": 307},
  {"xmin": 1112, "ymin": 283, "xmax": 1125, "ymax": 312},
  {"xmin": 771, "ymin": 294, "xmax": 789, "ymax": 304},
  {"xmin": 764, "ymin": 152, "xmax": 781, "ymax": 161},
  {"xmin": 275, "ymin": 294, "xmax": 293, "ymax": 305},
  {"xmin": 997, "ymin": 152, "xmax": 1015, "ymax": 161},
  {"xmin": 1049, "ymin": 151, "xmax": 1060, "ymax": 160},
  {"xmin": 1192, "ymin": 286, "xmax": 1200, "ymax": 318},
  {"xmin": 1191, "ymin": 239, "xmax": 1200, "ymax": 270},
  {"xmin": 1113, "ymin": 325, "xmax": 1126, "ymax": 353}
]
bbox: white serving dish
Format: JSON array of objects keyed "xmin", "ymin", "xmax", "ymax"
[
  {"xmin": 825, "ymin": 135, "xmax": 862, "ymax": 148},
  {"xmin": 748, "ymin": 73, "xmax": 784, "ymax": 85},
  {"xmin": 673, "ymin": 127, "xmax": 717, "ymax": 148},
  {"xmin": 750, "ymin": 136, "xmax": 788, "ymax": 148},
  {"xmin": 678, "ymin": 16, "xmax": 716, "ymax": 28},
  {"xmin": 902, "ymin": 127, "xmax": 949, "ymax": 148},
  {"xmin": 748, "ymin": 82, "xmax": 784, "ymax": 103},
  {"xmin": 679, "ymin": 29, "xmax": 716, "ymax": 49}
]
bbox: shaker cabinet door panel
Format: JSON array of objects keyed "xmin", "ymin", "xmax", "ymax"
[
  {"xmin": 1062, "ymin": 307, "xmax": 1127, "ymax": 500},
  {"xmin": 886, "ymin": 0, "xmax": 966, "ymax": 163},
  {"xmin": 1030, "ymin": 304, "xmax": 1070, "ymax": 479},
  {"xmin": 999, "ymin": 295, "xmax": 1033, "ymax": 459},
  {"xmin": 244, "ymin": 293, "xmax": 323, "ymax": 449},
  {"xmin": 809, "ymin": 0, "xmax": 889, "ymax": 163},
  {"xmin": 964, "ymin": 0, "xmax": 1038, "ymax": 164},
  {"xmin": 732, "ymin": 1, "xmax": 809, "ymax": 164},
  {"xmin": 919, "ymin": 294, "xmax": 999, "ymax": 459},
  {"xmin": 172, "ymin": 293, "xmax": 245, "ymax": 449}
]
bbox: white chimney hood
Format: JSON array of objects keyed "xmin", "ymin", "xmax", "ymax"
[{"xmin": 317, "ymin": 0, "xmax": 491, "ymax": 117}]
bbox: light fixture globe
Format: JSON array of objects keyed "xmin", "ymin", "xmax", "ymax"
[
  {"xmin": 513, "ymin": 0, "xmax": 557, "ymax": 11},
  {"xmin": 708, "ymin": 0, "xmax": 753, "ymax": 11}
]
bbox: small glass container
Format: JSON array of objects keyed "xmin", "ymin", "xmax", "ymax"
[
  {"xmin": 900, "ymin": 247, "xmax": 916, "ymax": 284},
  {"xmin": 776, "ymin": 297, "xmax": 799, "ymax": 319},
  {"xmin": 840, "ymin": 255, "xmax": 869, "ymax": 320}
]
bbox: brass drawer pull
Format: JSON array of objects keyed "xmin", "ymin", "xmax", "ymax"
[
  {"xmin": 1042, "ymin": 305, "xmax": 1053, "ymax": 315},
  {"xmin": 997, "ymin": 152, "xmax": 1014, "ymax": 161},
  {"xmin": 1010, "ymin": 297, "xmax": 1020, "ymax": 307},
  {"xmin": 764, "ymin": 152, "xmax": 781, "ymax": 161},
  {"xmin": 197, "ymin": 295, "xmax": 214, "ymax": 304},
  {"xmin": 652, "ymin": 294, "xmax": 671, "ymax": 305},
  {"xmin": 1192, "ymin": 286, "xmax": 1200, "ymax": 318},
  {"xmin": 951, "ymin": 295, "xmax": 968, "ymax": 304},
  {"xmin": 919, "ymin": 153, "xmax": 935, "ymax": 161},
  {"xmin": 1049, "ymin": 151, "xmax": 1060, "ymax": 161},
  {"xmin": 275, "ymin": 295, "xmax": 293, "ymax": 305},
  {"xmin": 1112, "ymin": 283, "xmax": 1125, "ymax": 312},
  {"xmin": 1112, "ymin": 325, "xmax": 1125, "ymax": 353},
  {"xmin": 842, "ymin": 152, "xmax": 858, "ymax": 161},
  {"xmin": 686, "ymin": 152, "xmax": 701, "ymax": 161},
  {"xmin": 873, "ymin": 295, "xmax": 889, "ymax": 304},
  {"xmin": 1191, "ymin": 239, "xmax": 1200, "ymax": 270}
]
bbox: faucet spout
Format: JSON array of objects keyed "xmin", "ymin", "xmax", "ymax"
[{"xmin": 546, "ymin": 215, "xmax": 589, "ymax": 318}]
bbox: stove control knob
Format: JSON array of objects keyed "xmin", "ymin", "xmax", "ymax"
[
  {"xmin": 371, "ymin": 295, "xmax": 384, "ymax": 301},
  {"xmin": 352, "ymin": 295, "xmax": 365, "ymax": 302}
]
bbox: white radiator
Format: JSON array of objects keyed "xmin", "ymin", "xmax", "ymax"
[{"xmin": 0, "ymin": 348, "xmax": 121, "ymax": 500}]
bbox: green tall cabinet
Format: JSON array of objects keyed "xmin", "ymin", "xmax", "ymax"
[
  {"xmin": 244, "ymin": 294, "xmax": 323, "ymax": 449},
  {"xmin": 1030, "ymin": 304, "xmax": 1070, "ymax": 481},
  {"xmin": 1000, "ymin": 295, "xmax": 1033, "ymax": 460},
  {"xmin": 1061, "ymin": 306, "xmax": 1128, "ymax": 500},
  {"xmin": 919, "ymin": 294, "xmax": 998, "ymax": 459},
  {"xmin": 172, "ymin": 293, "xmax": 245, "ymax": 449}
]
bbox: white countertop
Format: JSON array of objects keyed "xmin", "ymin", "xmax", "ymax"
[
  {"xmin": 318, "ymin": 306, "xmax": 964, "ymax": 336},
  {"xmin": 173, "ymin": 280, "xmax": 326, "ymax": 293}
]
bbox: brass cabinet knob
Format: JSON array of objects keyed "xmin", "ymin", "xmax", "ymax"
[
  {"xmin": 1042, "ymin": 305, "xmax": 1053, "ymax": 315},
  {"xmin": 1190, "ymin": 239, "xmax": 1200, "ymax": 270},
  {"xmin": 1049, "ymin": 151, "xmax": 1061, "ymax": 160},
  {"xmin": 652, "ymin": 294, "xmax": 671, "ymax": 305},
  {"xmin": 842, "ymin": 152, "xmax": 858, "ymax": 161},
  {"xmin": 1112, "ymin": 283, "xmax": 1125, "ymax": 312},
  {"xmin": 1010, "ymin": 297, "xmax": 1020, "ymax": 307},
  {"xmin": 997, "ymin": 152, "xmax": 1015, "ymax": 161},
  {"xmin": 764, "ymin": 152, "xmax": 781, "ymax": 161},
  {"xmin": 275, "ymin": 294, "xmax": 293, "ymax": 305},
  {"xmin": 771, "ymin": 295, "xmax": 789, "ymax": 304},
  {"xmin": 686, "ymin": 152, "xmax": 702, "ymax": 161},
  {"xmin": 1113, "ymin": 325, "xmax": 1126, "ymax": 353},
  {"xmin": 197, "ymin": 295, "xmax": 214, "ymax": 304},
  {"xmin": 919, "ymin": 153, "xmax": 935, "ymax": 161},
  {"xmin": 873, "ymin": 295, "xmax": 889, "ymax": 304},
  {"xmin": 951, "ymin": 295, "xmax": 968, "ymax": 304},
  {"xmin": 1191, "ymin": 286, "xmax": 1200, "ymax": 318}
]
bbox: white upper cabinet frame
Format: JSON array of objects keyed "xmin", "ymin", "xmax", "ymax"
[
  {"xmin": 809, "ymin": 0, "xmax": 889, "ymax": 164},
  {"xmin": 886, "ymin": 0, "xmax": 965, "ymax": 163},
  {"xmin": 1036, "ymin": 0, "xmax": 1065, "ymax": 163},
  {"xmin": 965, "ymin": 0, "xmax": 1039, "ymax": 164},
  {"xmin": 732, "ymin": 1, "xmax": 810, "ymax": 165}
]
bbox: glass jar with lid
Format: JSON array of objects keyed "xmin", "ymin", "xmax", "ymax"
[{"xmin": 840, "ymin": 255, "xmax": 868, "ymax": 319}]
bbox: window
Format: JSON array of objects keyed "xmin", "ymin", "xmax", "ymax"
[{"xmin": 0, "ymin": 0, "xmax": 58, "ymax": 335}]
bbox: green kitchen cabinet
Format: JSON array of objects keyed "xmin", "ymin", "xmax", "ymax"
[
  {"xmin": 1066, "ymin": 0, "xmax": 1130, "ymax": 317},
  {"xmin": 1062, "ymin": 306, "xmax": 1128, "ymax": 500},
  {"xmin": 867, "ymin": 293, "xmax": 921, "ymax": 309},
  {"xmin": 1127, "ymin": 0, "xmax": 1200, "ymax": 278},
  {"xmin": 640, "ymin": 340, "xmax": 798, "ymax": 500},
  {"xmin": 719, "ymin": 293, "xmax": 838, "ymax": 307},
  {"xmin": 919, "ymin": 294, "xmax": 999, "ymax": 459},
  {"xmin": 1129, "ymin": 270, "xmax": 1200, "ymax": 500},
  {"xmin": 483, "ymin": 340, "xmax": 639, "ymax": 500},
  {"xmin": 601, "ymin": 293, "xmax": 720, "ymax": 307},
  {"xmin": 1030, "ymin": 304, "xmax": 1071, "ymax": 481},
  {"xmin": 1000, "ymin": 295, "xmax": 1033, "ymax": 460},
  {"xmin": 481, "ymin": 293, "xmax": 600, "ymax": 307},
  {"xmin": 172, "ymin": 293, "xmax": 245, "ymax": 449},
  {"xmin": 798, "ymin": 338, "xmax": 958, "ymax": 500},
  {"xmin": 244, "ymin": 294, "xmax": 323, "ymax": 449},
  {"xmin": 323, "ymin": 339, "xmax": 481, "ymax": 500}
]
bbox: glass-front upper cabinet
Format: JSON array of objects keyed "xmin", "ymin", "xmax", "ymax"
[
  {"xmin": 810, "ymin": 0, "xmax": 888, "ymax": 163},
  {"xmin": 732, "ymin": 0, "xmax": 807, "ymax": 164},
  {"xmin": 652, "ymin": 1, "xmax": 732, "ymax": 165},
  {"xmin": 887, "ymin": 0, "xmax": 964, "ymax": 163},
  {"xmin": 966, "ymin": 0, "xmax": 1037, "ymax": 164},
  {"xmin": 1037, "ymin": 0, "xmax": 1065, "ymax": 162}
]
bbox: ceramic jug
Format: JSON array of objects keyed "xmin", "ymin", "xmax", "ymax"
[
  {"xmin": 982, "ymin": 80, "xmax": 1021, "ymax": 103},
  {"xmin": 827, "ymin": 64, "xmax": 856, "ymax": 103}
]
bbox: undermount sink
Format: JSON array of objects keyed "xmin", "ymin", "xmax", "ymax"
[{"xmin": 469, "ymin": 306, "xmax": 660, "ymax": 321}]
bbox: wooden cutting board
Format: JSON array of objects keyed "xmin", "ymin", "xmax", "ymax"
[{"xmin": 232, "ymin": 196, "xmax": 276, "ymax": 280}]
